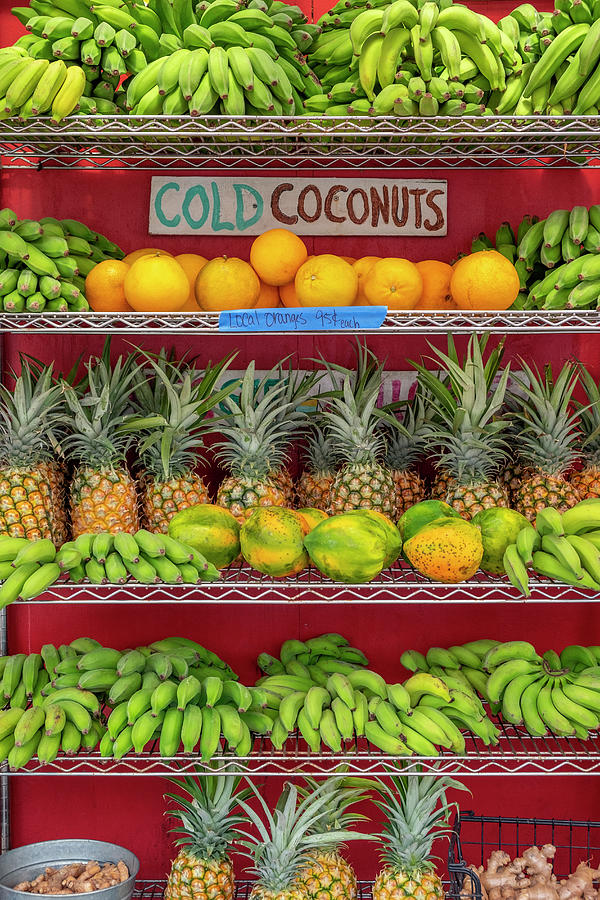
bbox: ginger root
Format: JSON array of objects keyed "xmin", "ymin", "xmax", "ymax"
[
  {"xmin": 13, "ymin": 860, "xmax": 130, "ymax": 893},
  {"xmin": 465, "ymin": 845, "xmax": 598, "ymax": 900}
]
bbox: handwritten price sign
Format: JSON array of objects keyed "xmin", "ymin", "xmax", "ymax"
[{"xmin": 149, "ymin": 177, "xmax": 447, "ymax": 237}]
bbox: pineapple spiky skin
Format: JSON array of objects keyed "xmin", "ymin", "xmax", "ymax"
[
  {"xmin": 141, "ymin": 474, "xmax": 210, "ymax": 534},
  {"xmin": 70, "ymin": 465, "xmax": 139, "ymax": 537},
  {"xmin": 273, "ymin": 468, "xmax": 295, "ymax": 506},
  {"xmin": 39, "ymin": 459, "xmax": 69, "ymax": 544},
  {"xmin": 216, "ymin": 476, "xmax": 285, "ymax": 522},
  {"xmin": 299, "ymin": 851, "xmax": 357, "ymax": 900},
  {"xmin": 500, "ymin": 460, "xmax": 532, "ymax": 503},
  {"xmin": 164, "ymin": 855, "xmax": 235, "ymax": 900},
  {"xmin": 515, "ymin": 473, "xmax": 580, "ymax": 522},
  {"xmin": 392, "ymin": 470, "xmax": 426, "ymax": 518},
  {"xmin": 429, "ymin": 470, "xmax": 455, "ymax": 502},
  {"xmin": 328, "ymin": 463, "xmax": 396, "ymax": 517},
  {"xmin": 373, "ymin": 868, "xmax": 445, "ymax": 900},
  {"xmin": 296, "ymin": 472, "xmax": 333, "ymax": 512},
  {"xmin": 570, "ymin": 468, "xmax": 600, "ymax": 499},
  {"xmin": 0, "ymin": 469, "xmax": 53, "ymax": 541},
  {"xmin": 446, "ymin": 481, "xmax": 509, "ymax": 520}
]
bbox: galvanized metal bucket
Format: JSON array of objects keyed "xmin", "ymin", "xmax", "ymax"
[{"xmin": 0, "ymin": 839, "xmax": 139, "ymax": 900}]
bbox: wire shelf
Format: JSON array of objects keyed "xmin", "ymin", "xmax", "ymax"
[
  {"xmin": 0, "ymin": 115, "xmax": 599, "ymax": 170},
  {"xmin": 134, "ymin": 881, "xmax": 379, "ymax": 900},
  {"xmin": 6, "ymin": 719, "xmax": 600, "ymax": 776},
  {"xmin": 0, "ymin": 310, "xmax": 599, "ymax": 334},
  {"xmin": 13, "ymin": 562, "xmax": 600, "ymax": 604}
]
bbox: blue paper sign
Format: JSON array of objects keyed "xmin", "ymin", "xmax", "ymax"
[{"xmin": 218, "ymin": 306, "xmax": 387, "ymax": 333}]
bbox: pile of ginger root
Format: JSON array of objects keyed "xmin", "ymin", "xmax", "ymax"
[{"xmin": 462, "ymin": 844, "xmax": 600, "ymax": 900}]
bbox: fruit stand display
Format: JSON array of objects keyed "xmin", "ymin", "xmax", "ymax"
[{"xmin": 5, "ymin": 0, "xmax": 600, "ymax": 891}]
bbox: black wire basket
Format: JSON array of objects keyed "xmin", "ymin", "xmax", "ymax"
[{"xmin": 448, "ymin": 812, "xmax": 600, "ymax": 900}]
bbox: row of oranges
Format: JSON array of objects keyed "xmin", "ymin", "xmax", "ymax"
[{"xmin": 85, "ymin": 230, "xmax": 520, "ymax": 313}]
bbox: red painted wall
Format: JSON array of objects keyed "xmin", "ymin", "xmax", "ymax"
[{"xmin": 2, "ymin": 0, "xmax": 600, "ymax": 883}]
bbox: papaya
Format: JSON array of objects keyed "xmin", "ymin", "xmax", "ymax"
[
  {"xmin": 304, "ymin": 513, "xmax": 388, "ymax": 583},
  {"xmin": 168, "ymin": 504, "xmax": 240, "ymax": 570},
  {"xmin": 398, "ymin": 500, "xmax": 460, "ymax": 542},
  {"xmin": 404, "ymin": 516, "xmax": 483, "ymax": 583},
  {"xmin": 296, "ymin": 508, "xmax": 328, "ymax": 533},
  {"xmin": 343, "ymin": 509, "xmax": 402, "ymax": 567},
  {"xmin": 240, "ymin": 507, "xmax": 308, "ymax": 577},
  {"xmin": 472, "ymin": 507, "xmax": 530, "ymax": 575}
]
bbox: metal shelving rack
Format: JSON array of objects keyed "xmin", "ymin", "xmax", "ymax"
[
  {"xmin": 0, "ymin": 309, "xmax": 599, "ymax": 334},
  {"xmin": 13, "ymin": 566, "xmax": 599, "ymax": 603},
  {"xmin": 0, "ymin": 115, "xmax": 599, "ymax": 170},
  {"xmin": 6, "ymin": 719, "xmax": 600, "ymax": 777}
]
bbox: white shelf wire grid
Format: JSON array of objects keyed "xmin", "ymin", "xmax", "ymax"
[
  {"xmin": 4, "ymin": 717, "xmax": 600, "ymax": 776},
  {"xmin": 13, "ymin": 562, "xmax": 600, "ymax": 604},
  {"xmin": 0, "ymin": 115, "xmax": 599, "ymax": 171},
  {"xmin": 0, "ymin": 310, "xmax": 599, "ymax": 334},
  {"xmin": 134, "ymin": 881, "xmax": 382, "ymax": 900}
]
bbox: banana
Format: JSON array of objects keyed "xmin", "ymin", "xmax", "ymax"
[
  {"xmin": 77, "ymin": 647, "xmax": 119, "ymax": 671},
  {"xmin": 376, "ymin": 27, "xmax": 412, "ymax": 89},
  {"xmin": 400, "ymin": 649, "xmax": 429, "ymax": 672},
  {"xmin": 525, "ymin": 23, "xmax": 590, "ymax": 96},
  {"xmin": 51, "ymin": 63, "xmax": 85, "ymax": 121},
  {"xmin": 240, "ymin": 709, "xmax": 272, "ymax": 734},
  {"xmin": 9, "ymin": 731, "xmax": 41, "ymax": 770},
  {"xmin": 515, "ymin": 526, "xmax": 541, "ymax": 566},
  {"xmin": 552, "ymin": 679, "xmax": 599, "ymax": 730},
  {"xmin": 2, "ymin": 654, "xmax": 26, "ymax": 699},
  {"xmin": 108, "ymin": 673, "xmax": 143, "ymax": 705},
  {"xmin": 150, "ymin": 680, "xmax": 178, "ymax": 716},
  {"xmin": 127, "ymin": 687, "xmax": 153, "ymax": 725},
  {"xmin": 199, "ymin": 706, "xmax": 221, "ymax": 761},
  {"xmin": 346, "ymin": 668, "xmax": 387, "ymax": 698},
  {"xmin": 417, "ymin": 706, "xmax": 466, "ymax": 753},
  {"xmin": 569, "ymin": 205, "xmax": 589, "ymax": 245},
  {"xmin": 349, "ymin": 8, "xmax": 384, "ymax": 55},
  {"xmin": 180, "ymin": 704, "xmax": 203, "ymax": 753},
  {"xmin": 364, "ymin": 719, "xmax": 409, "ymax": 755},
  {"xmin": 37, "ymin": 731, "xmax": 61, "ymax": 765},
  {"xmin": 159, "ymin": 707, "xmax": 183, "ymax": 757},
  {"xmin": 42, "ymin": 688, "xmax": 99, "ymax": 714},
  {"xmin": 4, "ymin": 58, "xmax": 49, "ymax": 114},
  {"xmin": 219, "ymin": 681, "xmax": 253, "ymax": 712},
  {"xmin": 403, "ymin": 672, "xmax": 451, "ymax": 704},
  {"xmin": 178, "ymin": 47, "xmax": 209, "ymax": 99},
  {"xmin": 561, "ymin": 644, "xmax": 596, "ymax": 671},
  {"xmin": 14, "ymin": 706, "xmax": 45, "ymax": 747},
  {"xmin": 22, "ymin": 654, "xmax": 42, "ymax": 698},
  {"xmin": 372, "ymin": 697, "xmax": 404, "ymax": 735},
  {"xmin": 76, "ymin": 668, "xmax": 118, "ymax": 692},
  {"xmin": 317, "ymin": 707, "xmax": 340, "ymax": 751},
  {"xmin": 331, "ymin": 697, "xmax": 354, "ymax": 741},
  {"xmin": 537, "ymin": 679, "xmax": 576, "ymax": 735},
  {"xmin": 59, "ymin": 699, "xmax": 92, "ymax": 734},
  {"xmin": 277, "ymin": 690, "xmax": 306, "ymax": 730},
  {"xmin": 176, "ymin": 675, "xmax": 201, "ymax": 711},
  {"xmin": 518, "ymin": 677, "xmax": 548, "ymax": 736},
  {"xmin": 541, "ymin": 534, "xmax": 584, "ymax": 580},
  {"xmin": 533, "ymin": 549, "xmax": 600, "ymax": 588},
  {"xmin": 357, "ymin": 32, "xmax": 384, "ymax": 100},
  {"xmin": 563, "ymin": 681, "xmax": 600, "ymax": 713},
  {"xmin": 565, "ymin": 534, "xmax": 600, "ymax": 582},
  {"xmin": 303, "ymin": 685, "xmax": 331, "ymax": 728},
  {"xmin": 106, "ymin": 703, "xmax": 129, "ymax": 741},
  {"xmin": 426, "ymin": 647, "xmax": 460, "ymax": 669},
  {"xmin": 112, "ymin": 724, "xmax": 134, "ymax": 759},
  {"xmin": 484, "ymin": 641, "xmax": 542, "ymax": 670},
  {"xmin": 189, "ymin": 71, "xmax": 218, "ymax": 114},
  {"xmin": 218, "ymin": 704, "xmax": 244, "ymax": 748},
  {"xmin": 487, "ymin": 659, "xmax": 543, "ymax": 704},
  {"xmin": 501, "ymin": 671, "xmax": 543, "ymax": 725}
]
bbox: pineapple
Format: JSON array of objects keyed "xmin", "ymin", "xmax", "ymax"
[
  {"xmin": 164, "ymin": 771, "xmax": 249, "ymax": 900},
  {"xmin": 570, "ymin": 363, "xmax": 600, "ymax": 499},
  {"xmin": 126, "ymin": 351, "xmax": 235, "ymax": 533},
  {"xmin": 296, "ymin": 426, "xmax": 336, "ymax": 511},
  {"xmin": 372, "ymin": 770, "xmax": 465, "ymax": 900},
  {"xmin": 386, "ymin": 394, "xmax": 429, "ymax": 518},
  {"xmin": 414, "ymin": 337, "xmax": 510, "ymax": 518},
  {"xmin": 321, "ymin": 345, "xmax": 397, "ymax": 517},
  {"xmin": 296, "ymin": 775, "xmax": 373, "ymax": 900},
  {"xmin": 512, "ymin": 361, "xmax": 582, "ymax": 521},
  {"xmin": 238, "ymin": 781, "xmax": 364, "ymax": 900},
  {"xmin": 61, "ymin": 346, "xmax": 140, "ymax": 536},
  {"xmin": 0, "ymin": 361, "xmax": 62, "ymax": 542},
  {"xmin": 216, "ymin": 362, "xmax": 307, "ymax": 521}
]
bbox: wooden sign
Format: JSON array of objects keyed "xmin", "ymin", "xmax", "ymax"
[{"xmin": 149, "ymin": 176, "xmax": 447, "ymax": 237}]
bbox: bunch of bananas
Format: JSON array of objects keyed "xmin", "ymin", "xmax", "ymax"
[
  {"xmin": 257, "ymin": 633, "xmax": 499, "ymax": 756},
  {"xmin": 0, "ymin": 635, "xmax": 239, "ymax": 769},
  {"xmin": 503, "ymin": 500, "xmax": 600, "ymax": 596},
  {"xmin": 0, "ymin": 208, "xmax": 122, "ymax": 313},
  {"xmin": 3, "ymin": 0, "xmax": 322, "ymax": 119},
  {"xmin": 307, "ymin": 0, "xmax": 519, "ymax": 116},
  {"xmin": 0, "ymin": 529, "xmax": 219, "ymax": 607},
  {"xmin": 481, "ymin": 640, "xmax": 600, "ymax": 739}
]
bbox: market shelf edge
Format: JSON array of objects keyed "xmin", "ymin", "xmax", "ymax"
[{"xmin": 3, "ymin": 720, "xmax": 600, "ymax": 776}]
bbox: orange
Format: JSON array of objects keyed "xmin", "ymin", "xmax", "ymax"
[
  {"xmin": 85, "ymin": 259, "xmax": 132, "ymax": 313},
  {"xmin": 250, "ymin": 229, "xmax": 308, "ymax": 286},
  {"xmin": 122, "ymin": 247, "xmax": 172, "ymax": 266},
  {"xmin": 195, "ymin": 256, "xmax": 260, "ymax": 311},
  {"xmin": 414, "ymin": 260, "xmax": 457, "ymax": 310},
  {"xmin": 279, "ymin": 281, "xmax": 301, "ymax": 307},
  {"xmin": 295, "ymin": 254, "xmax": 358, "ymax": 307},
  {"xmin": 450, "ymin": 250, "xmax": 520, "ymax": 310},
  {"xmin": 341, "ymin": 255, "xmax": 356, "ymax": 264},
  {"xmin": 362, "ymin": 258, "xmax": 423, "ymax": 310},
  {"xmin": 174, "ymin": 253, "xmax": 208, "ymax": 311},
  {"xmin": 353, "ymin": 256, "xmax": 380, "ymax": 305},
  {"xmin": 123, "ymin": 253, "xmax": 189, "ymax": 312},
  {"xmin": 254, "ymin": 280, "xmax": 280, "ymax": 308}
]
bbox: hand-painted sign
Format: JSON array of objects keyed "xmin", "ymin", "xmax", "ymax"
[
  {"xmin": 149, "ymin": 177, "xmax": 447, "ymax": 236},
  {"xmin": 218, "ymin": 305, "xmax": 387, "ymax": 332}
]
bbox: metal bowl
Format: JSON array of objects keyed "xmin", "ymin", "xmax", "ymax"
[{"xmin": 0, "ymin": 840, "xmax": 139, "ymax": 900}]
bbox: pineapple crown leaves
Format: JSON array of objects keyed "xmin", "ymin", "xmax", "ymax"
[
  {"xmin": 411, "ymin": 337, "xmax": 510, "ymax": 481},
  {"xmin": 385, "ymin": 392, "xmax": 431, "ymax": 470},
  {"xmin": 0, "ymin": 358, "xmax": 62, "ymax": 466},
  {"xmin": 237, "ymin": 781, "xmax": 367, "ymax": 892},
  {"xmin": 60, "ymin": 347, "xmax": 141, "ymax": 468},
  {"xmin": 372, "ymin": 767, "xmax": 469, "ymax": 875},
  {"xmin": 164, "ymin": 767, "xmax": 251, "ymax": 862},
  {"xmin": 121, "ymin": 349, "xmax": 239, "ymax": 479},
  {"xmin": 573, "ymin": 361, "xmax": 600, "ymax": 465},
  {"xmin": 510, "ymin": 360, "xmax": 582, "ymax": 475},
  {"xmin": 296, "ymin": 774, "xmax": 376, "ymax": 852},
  {"xmin": 302, "ymin": 423, "xmax": 337, "ymax": 476},
  {"xmin": 215, "ymin": 360, "xmax": 308, "ymax": 478}
]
